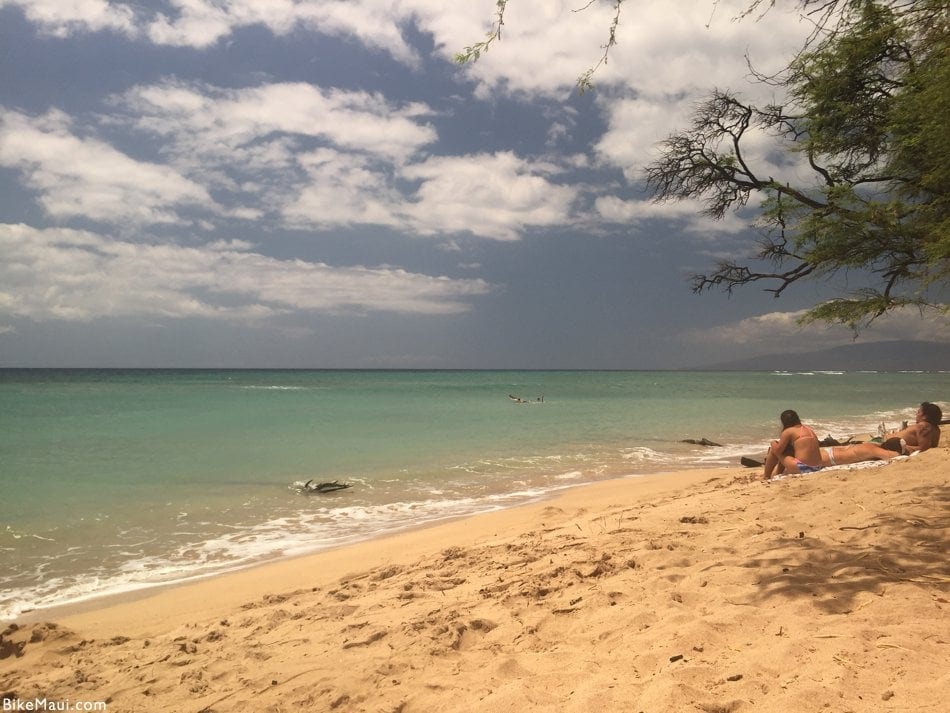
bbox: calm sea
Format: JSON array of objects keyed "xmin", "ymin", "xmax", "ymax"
[{"xmin": 1, "ymin": 369, "xmax": 946, "ymax": 620}]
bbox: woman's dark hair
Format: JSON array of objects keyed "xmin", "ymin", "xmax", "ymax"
[
  {"xmin": 780, "ymin": 409, "xmax": 801, "ymax": 428},
  {"xmin": 920, "ymin": 402, "xmax": 942, "ymax": 425}
]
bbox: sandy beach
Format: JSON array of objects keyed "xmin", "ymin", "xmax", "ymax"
[{"xmin": 2, "ymin": 448, "xmax": 947, "ymax": 712}]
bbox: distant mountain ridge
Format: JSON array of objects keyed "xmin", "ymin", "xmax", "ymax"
[{"xmin": 695, "ymin": 340, "xmax": 949, "ymax": 372}]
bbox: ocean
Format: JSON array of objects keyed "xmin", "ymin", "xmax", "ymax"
[{"xmin": 1, "ymin": 368, "xmax": 946, "ymax": 620}]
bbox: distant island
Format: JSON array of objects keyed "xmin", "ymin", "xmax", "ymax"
[{"xmin": 693, "ymin": 340, "xmax": 949, "ymax": 372}]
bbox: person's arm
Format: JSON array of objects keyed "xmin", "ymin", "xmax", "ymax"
[
  {"xmin": 884, "ymin": 425, "xmax": 913, "ymax": 442},
  {"xmin": 776, "ymin": 428, "xmax": 795, "ymax": 456},
  {"xmin": 764, "ymin": 428, "xmax": 794, "ymax": 479},
  {"xmin": 913, "ymin": 423, "xmax": 935, "ymax": 452}
]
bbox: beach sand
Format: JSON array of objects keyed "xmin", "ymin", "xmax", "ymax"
[{"xmin": 2, "ymin": 449, "xmax": 947, "ymax": 712}]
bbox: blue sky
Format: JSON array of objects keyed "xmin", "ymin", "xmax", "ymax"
[{"xmin": 1, "ymin": 0, "xmax": 945, "ymax": 368}]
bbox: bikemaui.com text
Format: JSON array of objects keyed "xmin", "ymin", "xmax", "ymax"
[{"xmin": 3, "ymin": 699, "xmax": 107, "ymax": 712}]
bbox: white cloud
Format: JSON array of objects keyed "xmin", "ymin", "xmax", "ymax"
[
  {"xmin": 406, "ymin": 1, "xmax": 810, "ymax": 102},
  {"xmin": 0, "ymin": 223, "xmax": 493, "ymax": 322},
  {"xmin": 117, "ymin": 81, "xmax": 438, "ymax": 164},
  {"xmin": 417, "ymin": 1, "xmax": 618, "ymax": 98},
  {"xmin": 686, "ymin": 307, "xmax": 950, "ymax": 352},
  {"xmin": 114, "ymin": 81, "xmax": 436, "ymax": 229},
  {"xmin": 2, "ymin": 3, "xmax": 831, "ymax": 246},
  {"xmin": 113, "ymin": 80, "xmax": 438, "ymax": 226},
  {"xmin": 1, "ymin": 77, "xmax": 590, "ymax": 241},
  {"xmin": 285, "ymin": 0, "xmax": 423, "ymax": 66},
  {"xmin": 5, "ymin": 2, "xmax": 810, "ymax": 95},
  {"xmin": 1, "ymin": 0, "xmax": 136, "ymax": 37},
  {"xmin": 111, "ymin": 81, "xmax": 581, "ymax": 241},
  {"xmin": 593, "ymin": 96, "xmax": 692, "ymax": 180},
  {"xmin": 282, "ymin": 149, "xmax": 404, "ymax": 230},
  {"xmin": 399, "ymin": 152, "xmax": 578, "ymax": 241},
  {"xmin": 594, "ymin": 196, "xmax": 752, "ymax": 241},
  {"xmin": 283, "ymin": 150, "xmax": 578, "ymax": 241},
  {"xmin": 145, "ymin": 0, "xmax": 236, "ymax": 47},
  {"xmin": 0, "ymin": 109, "xmax": 218, "ymax": 225},
  {"xmin": 2, "ymin": 0, "xmax": 423, "ymax": 62}
]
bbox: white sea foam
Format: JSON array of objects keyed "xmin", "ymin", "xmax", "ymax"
[
  {"xmin": 240, "ymin": 385, "xmax": 308, "ymax": 390},
  {"xmin": 0, "ymin": 486, "xmax": 578, "ymax": 621},
  {"xmin": 620, "ymin": 447, "xmax": 679, "ymax": 464}
]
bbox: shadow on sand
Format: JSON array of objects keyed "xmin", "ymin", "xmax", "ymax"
[{"xmin": 746, "ymin": 483, "xmax": 949, "ymax": 613}]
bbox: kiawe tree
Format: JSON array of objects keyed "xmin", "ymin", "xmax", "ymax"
[{"xmin": 461, "ymin": 0, "xmax": 950, "ymax": 329}]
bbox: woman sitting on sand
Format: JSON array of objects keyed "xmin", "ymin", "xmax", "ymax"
[
  {"xmin": 820, "ymin": 441, "xmax": 902, "ymax": 467},
  {"xmin": 763, "ymin": 409, "xmax": 823, "ymax": 479}
]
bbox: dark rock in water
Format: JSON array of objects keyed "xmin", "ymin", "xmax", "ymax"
[
  {"xmin": 681, "ymin": 438, "xmax": 723, "ymax": 447},
  {"xmin": 303, "ymin": 479, "xmax": 353, "ymax": 494},
  {"xmin": 740, "ymin": 456, "xmax": 763, "ymax": 468}
]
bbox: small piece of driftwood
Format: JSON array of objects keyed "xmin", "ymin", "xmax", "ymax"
[
  {"xmin": 302, "ymin": 480, "xmax": 353, "ymax": 494},
  {"xmin": 681, "ymin": 438, "xmax": 723, "ymax": 447}
]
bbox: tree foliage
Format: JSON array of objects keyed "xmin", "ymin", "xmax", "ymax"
[{"xmin": 647, "ymin": 0, "xmax": 949, "ymax": 327}]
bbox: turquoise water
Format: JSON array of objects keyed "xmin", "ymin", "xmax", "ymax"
[{"xmin": 1, "ymin": 369, "xmax": 946, "ymax": 619}]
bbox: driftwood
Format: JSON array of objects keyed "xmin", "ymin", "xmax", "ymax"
[
  {"xmin": 302, "ymin": 479, "xmax": 353, "ymax": 494},
  {"xmin": 818, "ymin": 435, "xmax": 861, "ymax": 447},
  {"xmin": 681, "ymin": 438, "xmax": 723, "ymax": 447}
]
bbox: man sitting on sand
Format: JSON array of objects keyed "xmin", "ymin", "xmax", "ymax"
[
  {"xmin": 882, "ymin": 402, "xmax": 942, "ymax": 455},
  {"xmin": 819, "ymin": 402, "xmax": 942, "ymax": 467},
  {"xmin": 763, "ymin": 409, "xmax": 823, "ymax": 480}
]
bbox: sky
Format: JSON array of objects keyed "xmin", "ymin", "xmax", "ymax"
[{"xmin": 0, "ymin": 0, "xmax": 946, "ymax": 369}]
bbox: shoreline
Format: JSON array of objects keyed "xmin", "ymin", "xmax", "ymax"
[
  {"xmin": 0, "ymin": 440, "xmax": 893, "ymax": 624},
  {"xmin": 16, "ymin": 468, "xmax": 725, "ymax": 632},
  {"xmin": 6, "ymin": 480, "xmax": 592, "ymax": 627},
  {"xmin": 0, "ymin": 438, "xmax": 871, "ymax": 624},
  {"xmin": 3, "ymin": 452, "xmax": 947, "ymax": 711},
  {"xmin": 5, "ymin": 469, "xmax": 695, "ymax": 626}
]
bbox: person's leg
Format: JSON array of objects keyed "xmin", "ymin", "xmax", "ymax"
[
  {"xmin": 781, "ymin": 454, "xmax": 802, "ymax": 474},
  {"xmin": 858, "ymin": 443, "xmax": 900, "ymax": 461},
  {"xmin": 825, "ymin": 443, "xmax": 897, "ymax": 466},
  {"xmin": 763, "ymin": 440, "xmax": 782, "ymax": 478}
]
